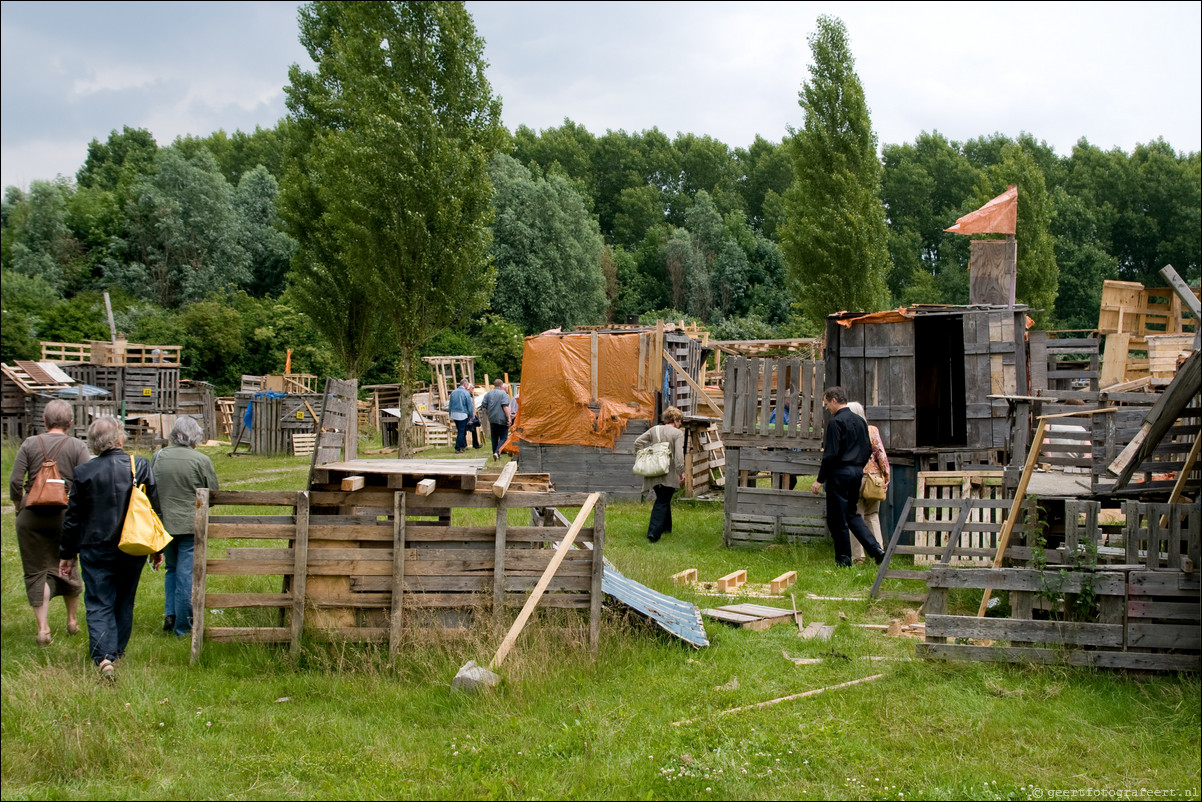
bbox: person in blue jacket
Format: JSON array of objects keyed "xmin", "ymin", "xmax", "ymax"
[{"xmin": 448, "ymin": 378, "xmax": 481, "ymax": 453}]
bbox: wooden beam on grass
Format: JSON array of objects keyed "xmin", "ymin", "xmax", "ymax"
[{"xmin": 671, "ymin": 674, "xmax": 886, "ymax": 726}]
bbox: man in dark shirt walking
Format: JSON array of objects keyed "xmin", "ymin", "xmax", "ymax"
[{"xmin": 811, "ymin": 386, "xmax": 886, "ymax": 567}]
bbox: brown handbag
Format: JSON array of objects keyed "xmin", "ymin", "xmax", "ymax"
[{"xmin": 24, "ymin": 435, "xmax": 70, "ymax": 508}]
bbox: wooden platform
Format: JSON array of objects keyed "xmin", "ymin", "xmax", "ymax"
[{"xmin": 310, "ymin": 458, "xmax": 488, "ymax": 493}]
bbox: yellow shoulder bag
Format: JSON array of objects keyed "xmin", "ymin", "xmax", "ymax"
[{"xmin": 119, "ymin": 456, "xmax": 173, "ymax": 556}]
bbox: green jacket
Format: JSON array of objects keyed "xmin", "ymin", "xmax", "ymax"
[{"xmin": 151, "ymin": 444, "xmax": 219, "ymax": 535}]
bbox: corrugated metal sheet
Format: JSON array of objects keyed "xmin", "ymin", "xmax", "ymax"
[{"xmin": 602, "ymin": 557, "xmax": 709, "ymax": 649}]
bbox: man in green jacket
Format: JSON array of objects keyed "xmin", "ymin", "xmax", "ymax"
[{"xmin": 151, "ymin": 417, "xmax": 219, "ymax": 636}]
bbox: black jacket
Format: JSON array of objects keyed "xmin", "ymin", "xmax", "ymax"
[
  {"xmin": 60, "ymin": 448, "xmax": 161, "ymax": 559},
  {"xmin": 817, "ymin": 407, "xmax": 872, "ymax": 484}
]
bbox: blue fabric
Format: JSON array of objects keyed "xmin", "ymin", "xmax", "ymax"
[
  {"xmin": 244, "ymin": 391, "xmax": 287, "ymax": 430},
  {"xmin": 79, "ymin": 544, "xmax": 147, "ymax": 664},
  {"xmin": 163, "ymin": 535, "xmax": 195, "ymax": 636}
]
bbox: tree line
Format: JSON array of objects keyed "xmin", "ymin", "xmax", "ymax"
[{"xmin": 2, "ymin": 4, "xmax": 1198, "ymax": 396}]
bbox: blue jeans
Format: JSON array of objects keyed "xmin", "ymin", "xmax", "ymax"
[
  {"xmin": 163, "ymin": 535, "xmax": 195, "ymax": 636},
  {"xmin": 79, "ymin": 544, "xmax": 147, "ymax": 664},
  {"xmin": 489, "ymin": 422, "xmax": 509, "ymax": 457}
]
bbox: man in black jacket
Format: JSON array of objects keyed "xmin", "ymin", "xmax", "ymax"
[
  {"xmin": 59, "ymin": 416, "xmax": 163, "ymax": 679},
  {"xmin": 811, "ymin": 386, "xmax": 886, "ymax": 567}
]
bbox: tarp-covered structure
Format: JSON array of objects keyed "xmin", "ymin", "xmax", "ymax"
[{"xmin": 509, "ymin": 332, "xmax": 655, "ymax": 450}]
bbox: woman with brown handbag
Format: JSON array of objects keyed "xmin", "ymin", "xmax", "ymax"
[
  {"xmin": 847, "ymin": 401, "xmax": 890, "ymax": 565},
  {"xmin": 8, "ymin": 400, "xmax": 92, "ymax": 645}
]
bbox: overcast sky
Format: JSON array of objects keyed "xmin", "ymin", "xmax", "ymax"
[{"xmin": 2, "ymin": 1, "xmax": 1199, "ymax": 191}]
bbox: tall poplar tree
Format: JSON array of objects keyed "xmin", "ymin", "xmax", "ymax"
[
  {"xmin": 781, "ymin": 15, "xmax": 890, "ymax": 323},
  {"xmin": 281, "ymin": 1, "xmax": 505, "ymax": 430}
]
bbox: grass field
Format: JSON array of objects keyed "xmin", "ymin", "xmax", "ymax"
[{"xmin": 2, "ymin": 440, "xmax": 1199, "ymax": 800}]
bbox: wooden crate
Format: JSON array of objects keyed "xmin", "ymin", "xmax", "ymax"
[
  {"xmin": 1146, "ymin": 333, "xmax": 1194, "ymax": 379},
  {"xmin": 721, "ymin": 356, "xmax": 824, "ymax": 449},
  {"xmin": 912, "ymin": 472, "xmax": 1007, "ymax": 566}
]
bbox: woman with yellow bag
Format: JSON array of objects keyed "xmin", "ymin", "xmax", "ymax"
[
  {"xmin": 846, "ymin": 402, "xmax": 890, "ymax": 565},
  {"xmin": 59, "ymin": 417, "xmax": 164, "ymax": 681}
]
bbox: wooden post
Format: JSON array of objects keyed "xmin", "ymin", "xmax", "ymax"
[
  {"xmin": 189, "ymin": 487, "xmax": 210, "ymax": 665},
  {"xmin": 390, "ymin": 491, "xmax": 406, "ymax": 655},
  {"xmin": 103, "ymin": 291, "xmax": 117, "ymax": 342},
  {"xmin": 290, "ymin": 491, "xmax": 309, "ymax": 656},
  {"xmin": 493, "ymin": 497, "xmax": 507, "ymax": 622},
  {"xmin": 590, "ymin": 495, "xmax": 605, "ymax": 653},
  {"xmin": 590, "ymin": 332, "xmax": 599, "ymax": 403}
]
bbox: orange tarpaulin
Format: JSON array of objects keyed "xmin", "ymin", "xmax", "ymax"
[
  {"xmin": 945, "ymin": 185, "xmax": 1017, "ymax": 236},
  {"xmin": 834, "ymin": 308, "xmax": 915, "ymax": 328},
  {"xmin": 504, "ymin": 332, "xmax": 655, "ymax": 453}
]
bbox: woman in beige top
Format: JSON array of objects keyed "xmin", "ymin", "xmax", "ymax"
[
  {"xmin": 8, "ymin": 400, "xmax": 92, "ymax": 644},
  {"xmin": 634, "ymin": 406, "xmax": 686, "ymax": 543},
  {"xmin": 847, "ymin": 401, "xmax": 890, "ymax": 564}
]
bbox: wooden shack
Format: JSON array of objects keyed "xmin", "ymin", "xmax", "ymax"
[{"xmin": 513, "ymin": 324, "xmax": 721, "ymax": 499}]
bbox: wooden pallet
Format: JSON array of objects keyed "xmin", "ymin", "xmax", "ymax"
[{"xmin": 702, "ymin": 603, "xmax": 796, "ymax": 631}]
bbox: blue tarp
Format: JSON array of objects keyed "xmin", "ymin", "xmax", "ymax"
[{"xmin": 243, "ymin": 390, "xmax": 287, "ymax": 429}]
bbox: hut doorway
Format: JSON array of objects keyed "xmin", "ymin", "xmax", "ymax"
[{"xmin": 915, "ymin": 314, "xmax": 966, "ymax": 448}]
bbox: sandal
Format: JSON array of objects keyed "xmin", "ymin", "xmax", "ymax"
[{"xmin": 98, "ymin": 659, "xmax": 116, "ymax": 682}]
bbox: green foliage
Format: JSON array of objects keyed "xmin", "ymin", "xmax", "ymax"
[
  {"xmin": 173, "ymin": 123, "xmax": 289, "ymax": 186},
  {"xmin": 488, "ymin": 154, "xmax": 608, "ymax": 332},
  {"xmin": 117, "ymin": 147, "xmax": 251, "ymax": 307},
  {"xmin": 76, "ymin": 126, "xmax": 158, "ymax": 193},
  {"xmin": 234, "ymin": 166, "xmax": 295, "ymax": 297},
  {"xmin": 0, "ymin": 308, "xmax": 39, "ymax": 363},
  {"xmin": 468, "ymin": 313, "xmax": 525, "ymax": 380},
  {"xmin": 782, "ymin": 15, "xmax": 891, "ymax": 325},
  {"xmin": 283, "ymin": 0, "xmax": 506, "ymax": 393}
]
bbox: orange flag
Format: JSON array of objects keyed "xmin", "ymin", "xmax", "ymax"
[
  {"xmin": 285, "ymin": 349, "xmax": 292, "ymax": 374},
  {"xmin": 945, "ymin": 185, "xmax": 1017, "ymax": 236}
]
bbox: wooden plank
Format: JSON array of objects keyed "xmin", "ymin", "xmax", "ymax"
[
  {"xmin": 489, "ymin": 492, "xmax": 600, "ymax": 669},
  {"xmin": 190, "ymin": 487, "xmax": 210, "ymax": 665},
  {"xmin": 931, "ymin": 567, "xmax": 1127, "ymax": 595},
  {"xmin": 702, "ymin": 608, "xmax": 776, "ymax": 630},
  {"xmin": 917, "ymin": 642, "xmax": 1201, "ymax": 672},
  {"xmin": 340, "ymin": 475, "xmax": 366, "ymax": 491},
  {"xmin": 290, "ymin": 491, "xmax": 309, "ymax": 656},
  {"xmin": 205, "ymin": 593, "xmax": 292, "ymax": 608},
  {"xmin": 590, "ymin": 496, "xmax": 604, "ymax": 653},
  {"xmin": 492, "ymin": 460, "xmax": 518, "ymax": 498},
  {"xmin": 389, "ymin": 491, "xmax": 405, "ymax": 656},
  {"xmin": 1127, "ymin": 623, "xmax": 1202, "ymax": 650},
  {"xmin": 204, "ymin": 627, "xmax": 292, "ymax": 643},
  {"xmin": 718, "ymin": 603, "xmax": 794, "ymax": 619},
  {"xmin": 416, "ymin": 479, "xmax": 438, "ymax": 496},
  {"xmin": 493, "ymin": 496, "xmax": 507, "ymax": 622},
  {"xmin": 1127, "ymin": 600, "xmax": 1201, "ymax": 620},
  {"xmin": 925, "ymin": 614, "xmax": 1124, "ymax": 647}
]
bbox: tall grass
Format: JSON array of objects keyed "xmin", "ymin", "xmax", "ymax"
[{"xmin": 2, "ymin": 442, "xmax": 1199, "ymax": 800}]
